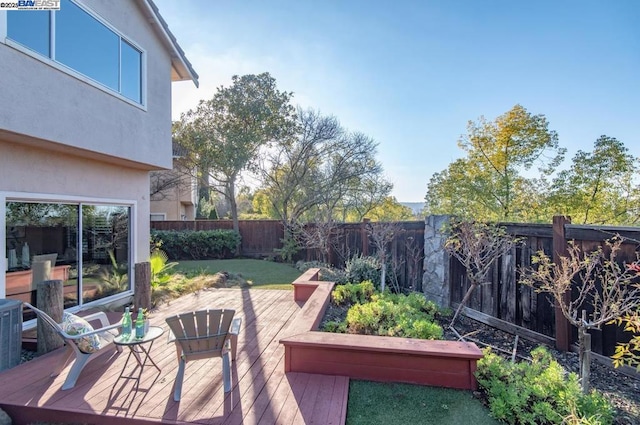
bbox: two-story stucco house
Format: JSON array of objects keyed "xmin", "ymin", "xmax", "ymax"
[{"xmin": 0, "ymin": 0, "xmax": 198, "ymax": 322}]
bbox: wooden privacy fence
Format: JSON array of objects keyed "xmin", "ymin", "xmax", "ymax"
[
  {"xmin": 151, "ymin": 216, "xmax": 638, "ymax": 358},
  {"xmin": 450, "ymin": 216, "xmax": 640, "ymax": 357},
  {"xmin": 297, "ymin": 220, "xmax": 425, "ymax": 293},
  {"xmin": 150, "ymin": 219, "xmax": 425, "ymax": 293}
]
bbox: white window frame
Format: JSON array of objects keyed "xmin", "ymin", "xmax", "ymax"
[
  {"xmin": 0, "ymin": 0, "xmax": 147, "ymax": 109},
  {"xmin": 1, "ymin": 191, "xmax": 137, "ymax": 327},
  {"xmin": 150, "ymin": 213, "xmax": 166, "ymax": 221}
]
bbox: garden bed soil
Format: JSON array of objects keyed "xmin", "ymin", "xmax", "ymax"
[{"xmin": 320, "ymin": 303, "xmax": 640, "ymax": 425}]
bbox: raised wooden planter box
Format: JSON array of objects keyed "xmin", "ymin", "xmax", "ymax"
[{"xmin": 280, "ymin": 269, "xmax": 484, "ymax": 390}]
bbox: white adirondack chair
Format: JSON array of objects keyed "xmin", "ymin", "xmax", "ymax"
[
  {"xmin": 24, "ymin": 302, "xmax": 122, "ymax": 390},
  {"xmin": 166, "ymin": 309, "xmax": 241, "ymax": 401}
]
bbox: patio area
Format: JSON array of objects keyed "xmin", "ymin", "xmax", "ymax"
[{"xmin": 0, "ymin": 288, "xmax": 348, "ymax": 425}]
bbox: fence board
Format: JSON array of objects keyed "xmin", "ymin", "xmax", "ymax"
[
  {"xmin": 151, "ymin": 219, "xmax": 425, "ymax": 293},
  {"xmin": 449, "ymin": 219, "xmax": 640, "ymax": 357},
  {"xmin": 152, "ymin": 217, "xmax": 639, "ymax": 358}
]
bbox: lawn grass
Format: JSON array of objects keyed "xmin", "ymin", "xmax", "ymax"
[
  {"xmin": 347, "ymin": 380, "xmax": 499, "ymax": 425},
  {"xmin": 174, "ymin": 258, "xmax": 301, "ymax": 289}
]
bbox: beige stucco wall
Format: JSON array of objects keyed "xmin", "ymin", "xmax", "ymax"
[
  {"xmin": 150, "ymin": 199, "xmax": 195, "ymax": 221},
  {"xmin": 0, "ymin": 0, "xmax": 173, "ymax": 169},
  {"xmin": 0, "ymin": 140, "xmax": 150, "ymax": 260}
]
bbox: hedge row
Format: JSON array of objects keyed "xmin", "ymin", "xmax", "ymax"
[{"xmin": 150, "ymin": 229, "xmax": 241, "ymax": 260}]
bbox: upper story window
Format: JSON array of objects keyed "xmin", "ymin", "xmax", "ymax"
[{"xmin": 7, "ymin": 0, "xmax": 143, "ymax": 104}]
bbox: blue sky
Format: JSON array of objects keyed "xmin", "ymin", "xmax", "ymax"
[{"xmin": 155, "ymin": 0, "xmax": 639, "ymax": 202}]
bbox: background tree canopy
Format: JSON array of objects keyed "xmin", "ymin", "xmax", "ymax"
[
  {"xmin": 425, "ymin": 105, "xmax": 640, "ymax": 225},
  {"xmin": 172, "ymin": 74, "xmax": 406, "ymax": 236}
]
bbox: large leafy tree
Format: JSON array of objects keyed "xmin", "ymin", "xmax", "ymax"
[
  {"xmin": 425, "ymin": 105, "xmax": 565, "ymax": 221},
  {"xmin": 547, "ymin": 135, "xmax": 640, "ymax": 225},
  {"xmin": 259, "ymin": 108, "xmax": 390, "ymax": 231},
  {"xmin": 174, "ymin": 73, "xmax": 297, "ymax": 249}
]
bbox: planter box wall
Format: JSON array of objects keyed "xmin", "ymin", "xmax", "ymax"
[{"xmin": 280, "ymin": 269, "xmax": 483, "ymax": 390}]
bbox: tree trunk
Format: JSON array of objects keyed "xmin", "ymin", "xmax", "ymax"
[
  {"xmin": 578, "ymin": 310, "xmax": 591, "ymax": 393},
  {"xmin": 228, "ymin": 180, "xmax": 241, "ymax": 256},
  {"xmin": 135, "ymin": 262, "xmax": 151, "ymax": 310},
  {"xmin": 580, "ymin": 327, "xmax": 592, "ymax": 393},
  {"xmin": 449, "ymin": 283, "xmax": 478, "ymax": 329},
  {"xmin": 36, "ymin": 280, "xmax": 64, "ymax": 355}
]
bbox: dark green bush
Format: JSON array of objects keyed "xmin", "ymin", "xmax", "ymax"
[
  {"xmin": 345, "ymin": 254, "xmax": 381, "ymax": 286},
  {"xmin": 274, "ymin": 235, "xmax": 300, "ymax": 263},
  {"xmin": 476, "ymin": 346, "xmax": 614, "ymax": 425},
  {"xmin": 150, "ymin": 230, "xmax": 240, "ymax": 260}
]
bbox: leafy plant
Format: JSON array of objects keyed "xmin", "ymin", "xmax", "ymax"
[
  {"xmin": 274, "ymin": 235, "xmax": 300, "ymax": 263},
  {"xmin": 149, "ymin": 249, "xmax": 178, "ymax": 289},
  {"xmin": 476, "ymin": 346, "xmax": 614, "ymax": 425},
  {"xmin": 332, "ymin": 281, "xmax": 375, "ymax": 306},
  {"xmin": 345, "ymin": 254, "xmax": 382, "ymax": 288},
  {"xmin": 322, "ymin": 320, "xmax": 347, "ymax": 333},
  {"xmin": 342, "ymin": 292, "xmax": 443, "ymax": 339},
  {"xmin": 98, "ymin": 250, "xmax": 128, "ymax": 287},
  {"xmin": 611, "ymin": 310, "xmax": 640, "ymax": 371}
]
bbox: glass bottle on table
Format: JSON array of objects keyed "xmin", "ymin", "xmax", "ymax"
[
  {"xmin": 121, "ymin": 306, "xmax": 132, "ymax": 340},
  {"xmin": 135, "ymin": 307, "xmax": 145, "ymax": 339}
]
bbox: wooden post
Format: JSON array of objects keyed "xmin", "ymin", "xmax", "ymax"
[
  {"xmin": 361, "ymin": 218, "xmax": 370, "ymax": 256},
  {"xmin": 36, "ymin": 280, "xmax": 64, "ymax": 355},
  {"xmin": 134, "ymin": 262, "xmax": 151, "ymax": 310},
  {"xmin": 552, "ymin": 215, "xmax": 571, "ymax": 351}
]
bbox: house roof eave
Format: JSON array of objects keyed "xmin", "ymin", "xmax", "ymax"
[{"xmin": 137, "ymin": 0, "xmax": 199, "ymax": 88}]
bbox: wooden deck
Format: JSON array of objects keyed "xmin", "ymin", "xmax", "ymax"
[{"xmin": 0, "ymin": 289, "xmax": 349, "ymax": 425}]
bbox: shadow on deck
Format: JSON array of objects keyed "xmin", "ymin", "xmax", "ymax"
[{"xmin": 0, "ymin": 288, "xmax": 348, "ymax": 425}]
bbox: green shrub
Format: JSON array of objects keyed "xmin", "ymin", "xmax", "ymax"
[
  {"xmin": 344, "ymin": 292, "xmax": 443, "ymax": 340},
  {"xmin": 345, "ymin": 254, "xmax": 381, "ymax": 287},
  {"xmin": 150, "ymin": 230, "xmax": 240, "ymax": 260},
  {"xmin": 274, "ymin": 235, "xmax": 300, "ymax": 263},
  {"xmin": 322, "ymin": 320, "xmax": 348, "ymax": 333},
  {"xmin": 476, "ymin": 346, "xmax": 614, "ymax": 425},
  {"xmin": 332, "ymin": 280, "xmax": 376, "ymax": 306}
]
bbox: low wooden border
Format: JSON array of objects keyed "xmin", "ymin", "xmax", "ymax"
[{"xmin": 280, "ymin": 269, "xmax": 483, "ymax": 390}]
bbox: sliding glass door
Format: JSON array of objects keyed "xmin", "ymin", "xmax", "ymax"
[{"xmin": 5, "ymin": 200, "xmax": 131, "ymax": 320}]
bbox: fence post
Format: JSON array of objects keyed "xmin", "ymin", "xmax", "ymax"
[
  {"xmin": 361, "ymin": 218, "xmax": 370, "ymax": 256},
  {"xmin": 422, "ymin": 215, "xmax": 451, "ymax": 308},
  {"xmin": 553, "ymin": 215, "xmax": 572, "ymax": 351}
]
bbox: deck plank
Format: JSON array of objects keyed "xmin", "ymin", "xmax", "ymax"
[{"xmin": 0, "ymin": 288, "xmax": 348, "ymax": 425}]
